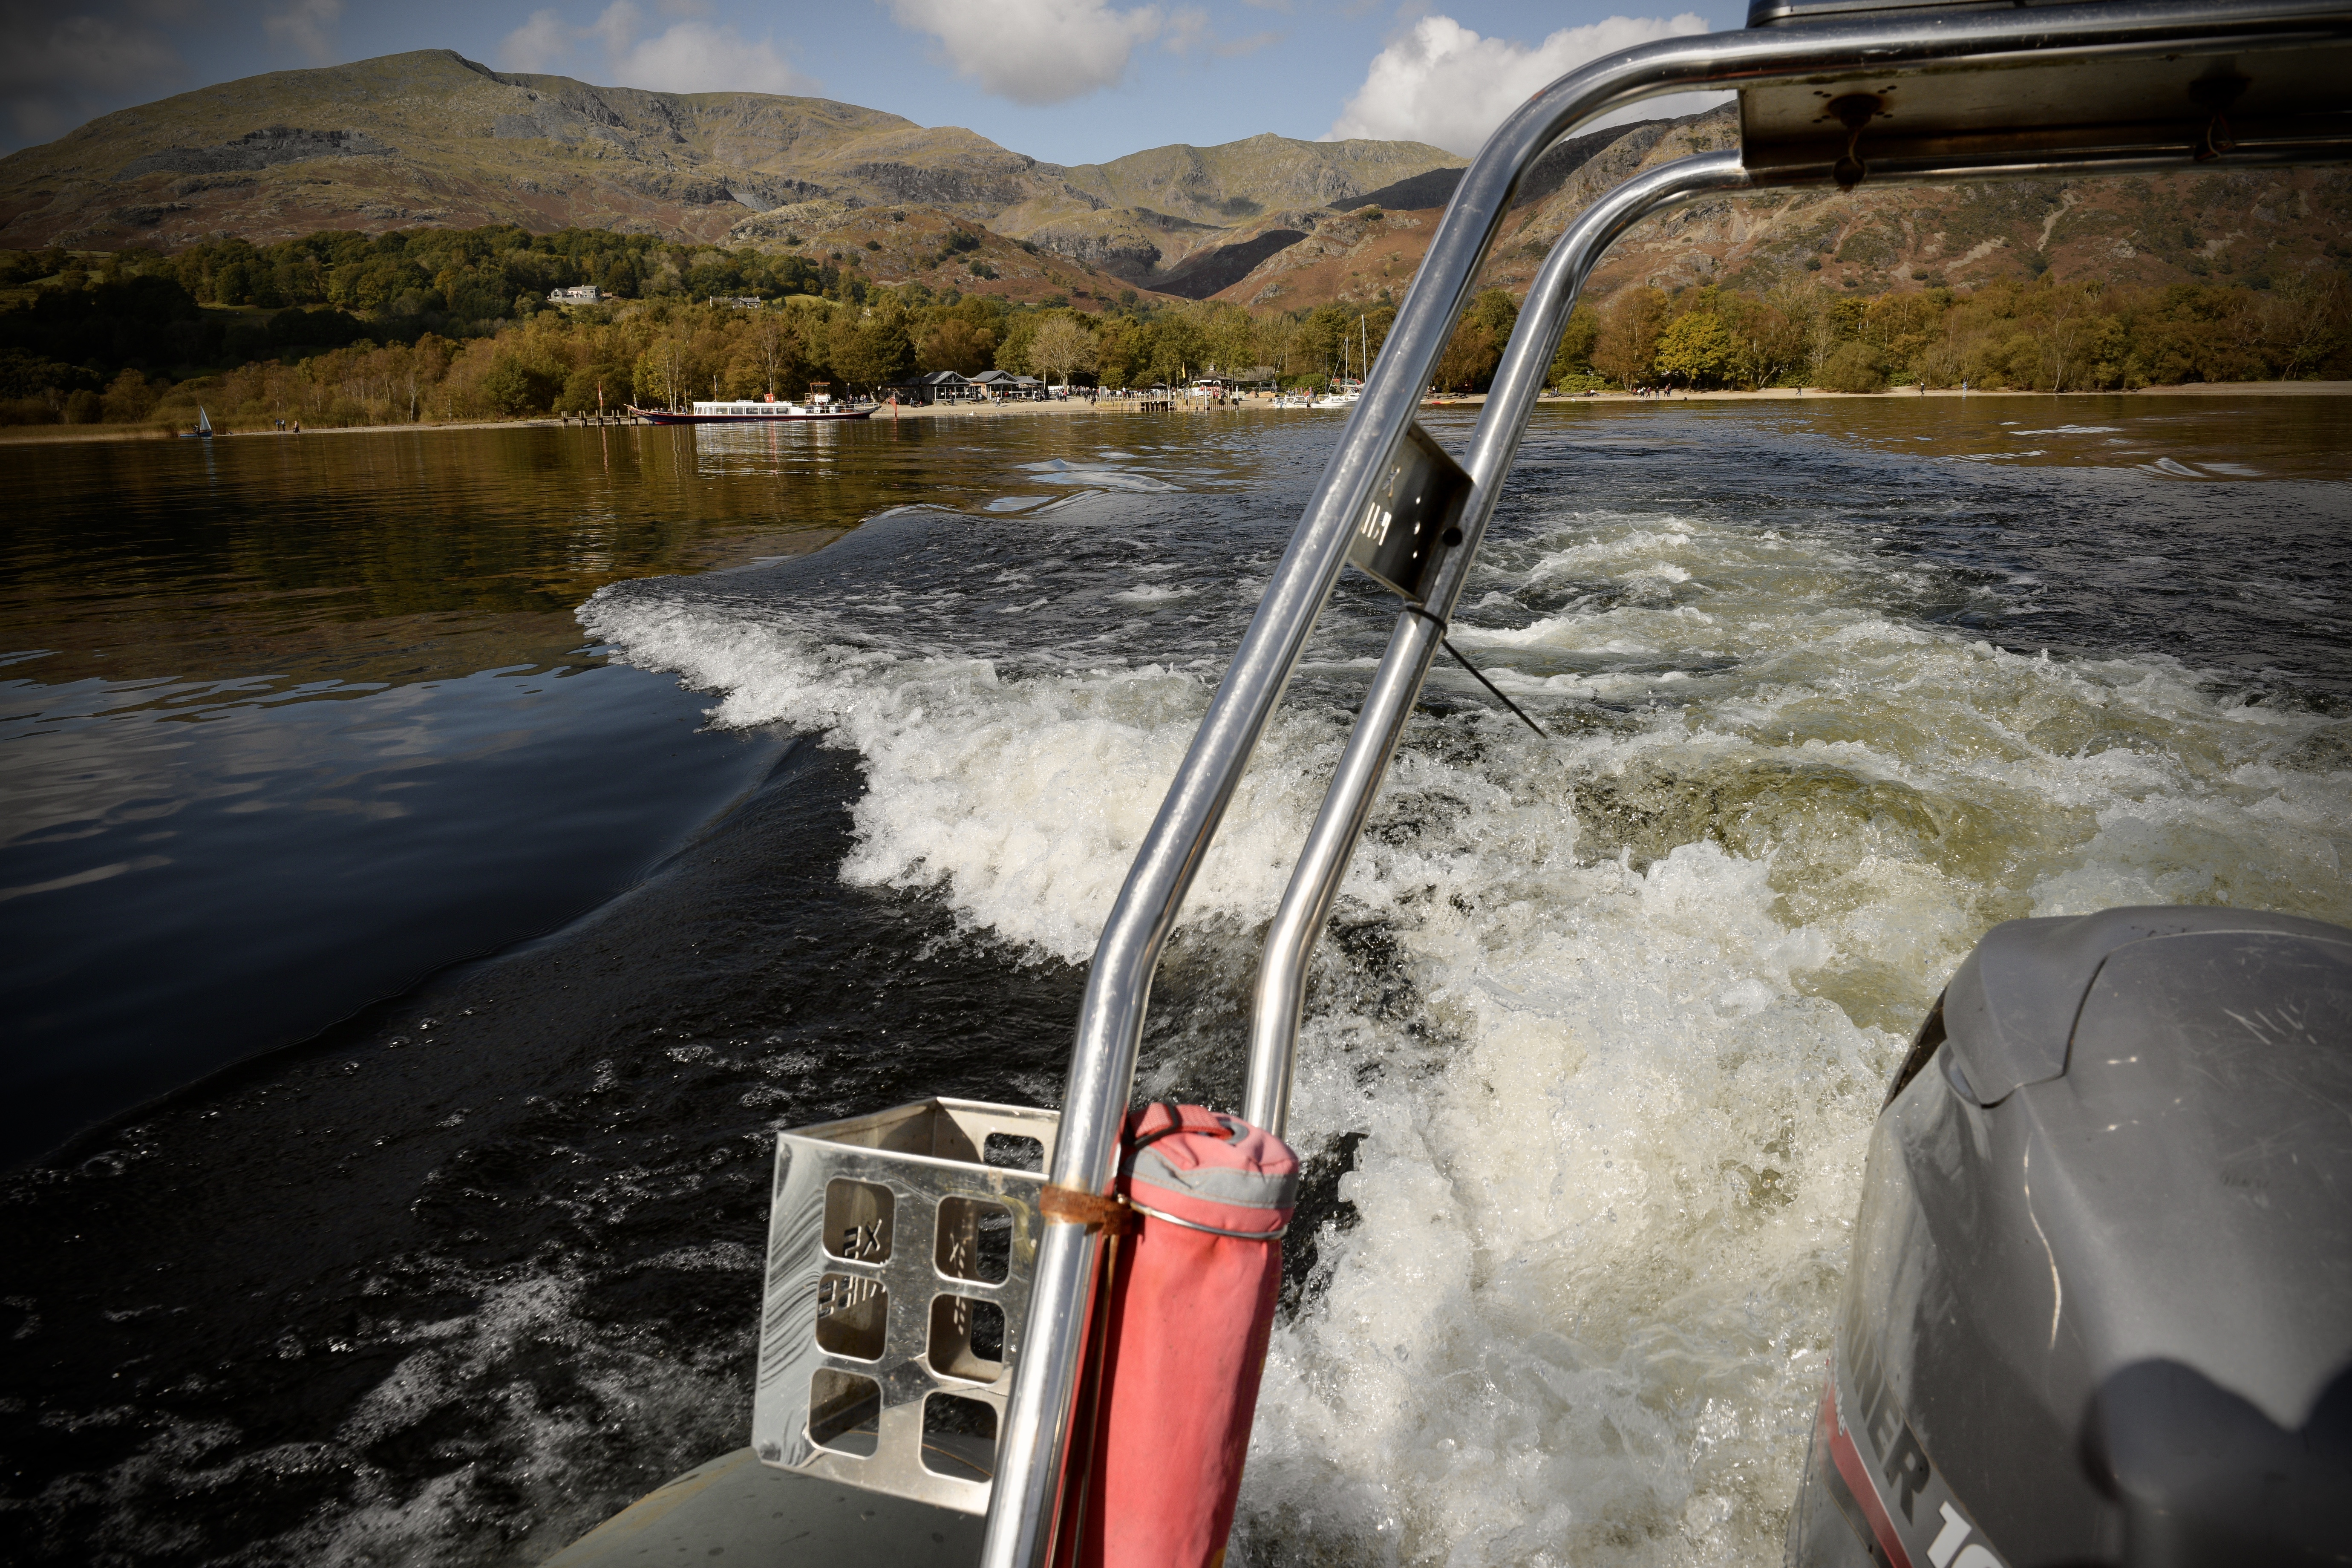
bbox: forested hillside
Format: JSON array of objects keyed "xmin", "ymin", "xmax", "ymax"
[{"xmin": 5, "ymin": 216, "xmax": 2344, "ymax": 434}]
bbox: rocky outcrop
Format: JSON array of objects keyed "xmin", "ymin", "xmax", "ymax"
[{"xmin": 119, "ymin": 127, "xmax": 393, "ymax": 180}]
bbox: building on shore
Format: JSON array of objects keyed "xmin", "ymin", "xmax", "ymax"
[
  {"xmin": 886, "ymin": 370, "xmax": 980, "ymax": 406},
  {"xmin": 969, "ymin": 369, "xmax": 1048, "ymax": 401},
  {"xmin": 548, "ymin": 285, "xmax": 602, "ymax": 305}
]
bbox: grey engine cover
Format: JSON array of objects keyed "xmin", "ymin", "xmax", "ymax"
[{"xmin": 1813, "ymin": 906, "xmax": 2352, "ymax": 1568}]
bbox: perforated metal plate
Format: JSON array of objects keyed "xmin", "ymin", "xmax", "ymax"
[{"xmin": 750, "ymin": 1098, "xmax": 1058, "ymax": 1515}]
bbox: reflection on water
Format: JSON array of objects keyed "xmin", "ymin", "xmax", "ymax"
[{"xmin": 0, "ymin": 396, "xmax": 2346, "ymax": 1566}]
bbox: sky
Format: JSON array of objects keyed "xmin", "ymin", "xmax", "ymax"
[{"xmin": 0, "ymin": 0, "xmax": 1741, "ymax": 163}]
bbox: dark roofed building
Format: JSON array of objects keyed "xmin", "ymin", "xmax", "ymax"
[{"xmin": 887, "ymin": 370, "xmax": 976, "ymax": 406}]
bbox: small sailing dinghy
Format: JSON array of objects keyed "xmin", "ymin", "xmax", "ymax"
[{"xmin": 178, "ymin": 407, "xmax": 213, "ymax": 439}]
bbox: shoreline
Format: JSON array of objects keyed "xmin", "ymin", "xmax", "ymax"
[{"xmin": 4, "ymin": 380, "xmax": 2346, "ymax": 446}]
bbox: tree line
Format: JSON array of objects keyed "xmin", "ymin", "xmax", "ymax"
[
  {"xmin": 3, "ymin": 220, "xmax": 2346, "ymax": 429},
  {"xmin": 1550, "ymin": 271, "xmax": 2352, "ymax": 391}
]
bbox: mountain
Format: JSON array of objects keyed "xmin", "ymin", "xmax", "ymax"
[
  {"xmin": 3, "ymin": 50, "xmax": 2340, "ymax": 314},
  {"xmin": 0, "ymin": 50, "xmax": 1460, "ymax": 300},
  {"xmin": 1202, "ymin": 104, "xmax": 2351, "ymax": 311}
]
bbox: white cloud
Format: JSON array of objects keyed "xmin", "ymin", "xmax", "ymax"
[
  {"xmin": 1328, "ymin": 12, "xmax": 1727, "ymax": 157},
  {"xmin": 500, "ymin": 8, "xmax": 573, "ymax": 74},
  {"xmin": 591, "ymin": 0, "xmax": 643, "ymax": 59},
  {"xmin": 609, "ymin": 20, "xmax": 816, "ymax": 93},
  {"xmin": 503, "ymin": 0, "xmax": 819, "ymax": 94},
  {"xmin": 263, "ymin": 0, "xmax": 346, "ymax": 65},
  {"xmin": 884, "ymin": 0, "xmax": 1164, "ymax": 105}
]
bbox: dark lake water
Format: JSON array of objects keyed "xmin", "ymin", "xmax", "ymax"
[{"xmin": 2, "ymin": 398, "xmax": 2347, "ymax": 1566}]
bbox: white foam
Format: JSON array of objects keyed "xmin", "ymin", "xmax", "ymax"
[{"xmin": 585, "ymin": 496, "xmax": 2352, "ymax": 1565}]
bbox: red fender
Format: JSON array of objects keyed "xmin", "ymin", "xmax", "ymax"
[{"xmin": 1069, "ymin": 1104, "xmax": 1298, "ymax": 1568}]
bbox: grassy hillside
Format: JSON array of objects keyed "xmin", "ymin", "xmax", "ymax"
[
  {"xmin": 1208, "ymin": 104, "xmax": 2352, "ymax": 317},
  {"xmin": 0, "ymin": 52, "xmax": 1461, "ymax": 300}
]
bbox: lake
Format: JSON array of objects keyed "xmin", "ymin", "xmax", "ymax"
[{"xmin": 3, "ymin": 398, "xmax": 2347, "ymax": 1565}]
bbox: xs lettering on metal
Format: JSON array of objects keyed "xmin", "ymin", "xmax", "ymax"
[
  {"xmin": 1347, "ymin": 421, "xmax": 1472, "ymax": 603},
  {"xmin": 816, "ymin": 1273, "xmax": 882, "ymax": 1320},
  {"xmin": 839, "ymin": 1220, "xmax": 887, "ymax": 1262}
]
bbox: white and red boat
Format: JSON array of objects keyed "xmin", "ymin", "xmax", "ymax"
[{"xmin": 630, "ymin": 385, "xmax": 874, "ymax": 424}]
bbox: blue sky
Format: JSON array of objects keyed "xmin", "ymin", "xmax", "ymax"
[{"xmin": 2, "ymin": 0, "xmax": 1741, "ymax": 162}]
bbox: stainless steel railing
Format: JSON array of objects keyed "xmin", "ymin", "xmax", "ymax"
[
  {"xmin": 980, "ymin": 4, "xmax": 2352, "ymax": 1563},
  {"xmin": 1242, "ymin": 148, "xmax": 1759, "ymax": 1137}
]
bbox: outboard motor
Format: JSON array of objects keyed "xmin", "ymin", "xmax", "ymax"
[{"xmin": 1787, "ymin": 907, "xmax": 2352, "ymax": 1568}]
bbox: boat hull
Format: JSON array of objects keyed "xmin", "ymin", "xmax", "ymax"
[
  {"xmin": 629, "ymin": 406, "xmax": 874, "ymax": 424},
  {"xmin": 544, "ymin": 1447, "xmax": 980, "ymax": 1566}
]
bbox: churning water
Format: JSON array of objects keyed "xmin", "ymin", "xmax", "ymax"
[{"xmin": 3, "ymin": 399, "xmax": 2348, "ymax": 1566}]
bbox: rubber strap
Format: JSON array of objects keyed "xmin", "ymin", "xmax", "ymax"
[{"xmin": 1040, "ymin": 1185, "xmax": 1138, "ymax": 1234}]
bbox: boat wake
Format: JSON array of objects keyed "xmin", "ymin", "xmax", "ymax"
[{"xmin": 582, "ymin": 418, "xmax": 2351, "ymax": 1565}]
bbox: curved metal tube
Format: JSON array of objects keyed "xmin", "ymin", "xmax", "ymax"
[
  {"xmin": 1240, "ymin": 150, "xmax": 1756, "ymax": 1138},
  {"xmin": 979, "ymin": 6, "xmax": 2352, "ymax": 1565},
  {"xmin": 1238, "ymin": 105, "xmax": 2352, "ymax": 1143}
]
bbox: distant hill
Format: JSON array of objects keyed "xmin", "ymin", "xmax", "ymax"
[
  {"xmin": 1202, "ymin": 104, "xmax": 2352, "ymax": 313},
  {"xmin": 0, "ymin": 50, "xmax": 1461, "ymax": 300},
  {"xmin": 3, "ymin": 50, "xmax": 2340, "ymax": 314}
]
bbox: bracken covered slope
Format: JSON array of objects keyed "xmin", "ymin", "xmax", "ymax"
[
  {"xmin": 6, "ymin": 56, "xmax": 2342, "ymax": 314},
  {"xmin": 0, "ymin": 50, "xmax": 1461, "ymax": 300},
  {"xmin": 1211, "ymin": 104, "xmax": 2352, "ymax": 309}
]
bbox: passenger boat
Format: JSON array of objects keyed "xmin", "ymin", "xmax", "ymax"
[
  {"xmin": 631, "ymin": 383, "xmax": 874, "ymax": 424},
  {"xmin": 551, "ymin": 3, "xmax": 2352, "ymax": 1564}
]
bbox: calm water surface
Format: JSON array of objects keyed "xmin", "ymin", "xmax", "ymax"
[{"xmin": 1, "ymin": 398, "xmax": 2347, "ymax": 1567}]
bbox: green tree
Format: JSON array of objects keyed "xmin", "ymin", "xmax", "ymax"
[
  {"xmin": 831, "ymin": 309, "xmax": 913, "ymax": 393},
  {"xmin": 1093, "ymin": 317, "xmax": 1146, "ymax": 388},
  {"xmin": 1654, "ymin": 311, "xmax": 1734, "ymax": 388},
  {"xmin": 1548, "ymin": 302, "xmax": 1600, "ymax": 386},
  {"xmin": 919, "ymin": 317, "xmax": 997, "ymax": 375},
  {"xmin": 633, "ymin": 336, "xmax": 689, "ymax": 409},
  {"xmin": 100, "ymin": 367, "xmax": 159, "ymax": 422},
  {"xmin": 995, "ymin": 313, "xmax": 1039, "ymax": 375},
  {"xmin": 478, "ymin": 352, "xmax": 559, "ymax": 415},
  {"xmin": 1819, "ymin": 341, "xmax": 1885, "ymax": 392},
  {"xmin": 1147, "ymin": 311, "xmax": 1206, "ymax": 386}
]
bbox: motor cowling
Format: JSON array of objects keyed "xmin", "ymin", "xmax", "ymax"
[{"xmin": 1788, "ymin": 907, "xmax": 2352, "ymax": 1568}]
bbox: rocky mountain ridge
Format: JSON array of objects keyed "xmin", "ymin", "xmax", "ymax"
[
  {"xmin": 1205, "ymin": 104, "xmax": 2351, "ymax": 314},
  {"xmin": 0, "ymin": 50, "xmax": 1460, "ymax": 300},
  {"xmin": 4, "ymin": 49, "xmax": 2343, "ymax": 315}
]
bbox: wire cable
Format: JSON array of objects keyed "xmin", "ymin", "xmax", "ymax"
[{"xmin": 1402, "ymin": 603, "xmax": 1548, "ymax": 738}]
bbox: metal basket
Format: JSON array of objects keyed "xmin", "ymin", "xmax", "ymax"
[{"xmin": 751, "ymin": 1098, "xmax": 1058, "ymax": 1513}]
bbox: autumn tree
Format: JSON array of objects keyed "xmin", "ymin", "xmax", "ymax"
[
  {"xmin": 1028, "ymin": 313, "xmax": 1098, "ymax": 389},
  {"xmin": 1653, "ymin": 311, "xmax": 1734, "ymax": 389},
  {"xmin": 749, "ymin": 309, "xmax": 800, "ymax": 397},
  {"xmin": 1432, "ymin": 321, "xmax": 1498, "ymax": 392},
  {"xmin": 918, "ymin": 317, "xmax": 998, "ymax": 375},
  {"xmin": 633, "ymin": 334, "xmax": 689, "ymax": 409},
  {"xmin": 1593, "ymin": 287, "xmax": 1669, "ymax": 388}
]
